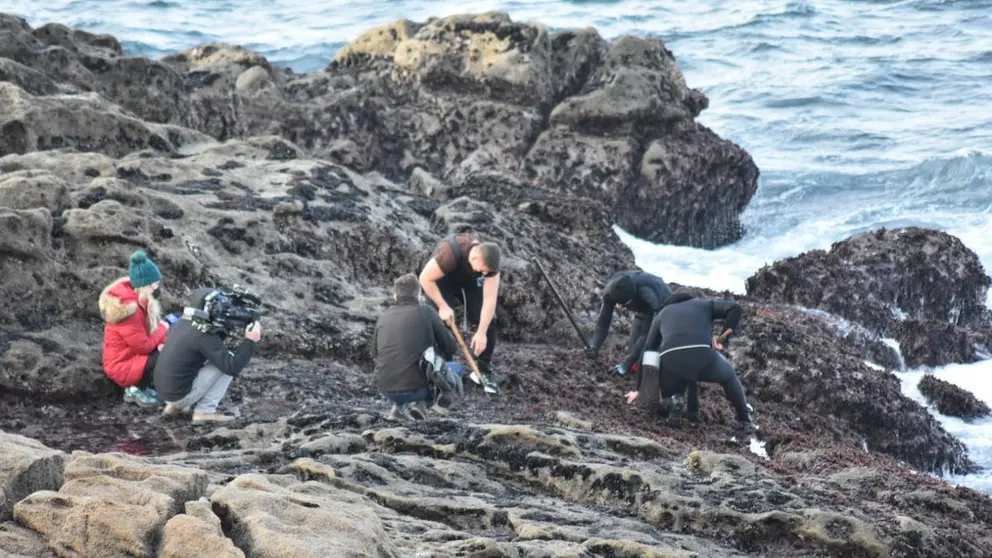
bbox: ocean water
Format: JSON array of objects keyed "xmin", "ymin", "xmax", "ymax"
[{"xmin": 5, "ymin": 1, "xmax": 991, "ymax": 489}]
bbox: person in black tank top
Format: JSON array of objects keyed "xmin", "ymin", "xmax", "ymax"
[{"xmin": 419, "ymin": 233, "xmax": 502, "ymax": 394}]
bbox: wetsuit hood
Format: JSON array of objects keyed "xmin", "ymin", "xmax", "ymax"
[{"xmin": 605, "ymin": 276, "xmax": 636, "ymax": 304}]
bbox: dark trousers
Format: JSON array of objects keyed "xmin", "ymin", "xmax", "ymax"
[
  {"xmin": 435, "ymin": 276, "xmax": 496, "ymax": 365},
  {"xmin": 662, "ymin": 380, "xmax": 700, "ymax": 414},
  {"xmin": 624, "ymin": 313, "xmax": 652, "ymax": 369},
  {"xmin": 382, "ymin": 387, "xmax": 431, "ymax": 406},
  {"xmin": 661, "ymin": 347, "xmax": 749, "ymax": 422},
  {"xmin": 137, "ymin": 350, "xmax": 159, "ymax": 389}
]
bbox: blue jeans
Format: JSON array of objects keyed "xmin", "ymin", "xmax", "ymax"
[
  {"xmin": 166, "ymin": 364, "xmax": 233, "ymax": 414},
  {"xmin": 381, "ymin": 387, "xmax": 431, "ymax": 406}
]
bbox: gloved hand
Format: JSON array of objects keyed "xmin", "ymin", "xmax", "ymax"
[
  {"xmin": 584, "ymin": 347, "xmax": 598, "ymax": 359},
  {"xmin": 611, "ymin": 363, "xmax": 628, "ymax": 376}
]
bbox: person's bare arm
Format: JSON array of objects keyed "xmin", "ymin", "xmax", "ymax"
[
  {"xmin": 478, "ymin": 273, "xmax": 500, "ymax": 335},
  {"xmin": 419, "ymin": 259, "xmax": 449, "ymax": 310}
]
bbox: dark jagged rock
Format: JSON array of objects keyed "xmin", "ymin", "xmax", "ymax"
[
  {"xmin": 918, "ymin": 374, "xmax": 991, "ymax": 421},
  {"xmin": 731, "ymin": 303, "xmax": 977, "ymax": 476},
  {"xmin": 745, "ymin": 227, "xmax": 992, "ymax": 339},
  {"xmin": 894, "ymin": 319, "xmax": 981, "ymax": 368}
]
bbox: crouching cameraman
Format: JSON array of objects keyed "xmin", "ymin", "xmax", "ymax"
[{"xmin": 153, "ymin": 286, "xmax": 262, "ymax": 423}]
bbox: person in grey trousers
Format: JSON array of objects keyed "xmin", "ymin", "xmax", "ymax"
[{"xmin": 153, "ymin": 287, "xmax": 260, "ymax": 423}]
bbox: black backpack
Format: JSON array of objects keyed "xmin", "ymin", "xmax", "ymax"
[{"xmin": 418, "ymin": 306, "xmax": 464, "ymax": 406}]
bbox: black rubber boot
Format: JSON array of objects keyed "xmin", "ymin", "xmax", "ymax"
[
  {"xmin": 737, "ymin": 420, "xmax": 759, "ymax": 433},
  {"xmin": 666, "ymin": 394, "xmax": 685, "ymax": 427},
  {"xmin": 736, "ymin": 403, "xmax": 758, "ymax": 432}
]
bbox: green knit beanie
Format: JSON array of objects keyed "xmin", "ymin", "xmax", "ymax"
[{"xmin": 128, "ymin": 251, "xmax": 162, "ymax": 288}]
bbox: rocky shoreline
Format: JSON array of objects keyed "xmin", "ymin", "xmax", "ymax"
[{"xmin": 2, "ymin": 11, "xmax": 992, "ymax": 557}]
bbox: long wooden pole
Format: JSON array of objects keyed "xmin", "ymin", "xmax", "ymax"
[
  {"xmin": 446, "ymin": 317, "xmax": 484, "ymax": 385},
  {"xmin": 533, "ymin": 257, "xmax": 591, "ymax": 349}
]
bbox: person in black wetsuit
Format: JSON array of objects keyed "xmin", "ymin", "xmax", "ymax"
[
  {"xmin": 627, "ymin": 291, "xmax": 757, "ymax": 432},
  {"xmin": 584, "ymin": 270, "xmax": 673, "ymax": 376}
]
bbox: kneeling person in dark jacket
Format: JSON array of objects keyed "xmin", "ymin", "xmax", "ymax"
[
  {"xmin": 154, "ymin": 287, "xmax": 260, "ymax": 423},
  {"xmin": 372, "ymin": 274, "xmax": 458, "ymax": 421}
]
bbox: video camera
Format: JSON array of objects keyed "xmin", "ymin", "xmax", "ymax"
[{"xmin": 183, "ymin": 284, "xmax": 264, "ymax": 334}]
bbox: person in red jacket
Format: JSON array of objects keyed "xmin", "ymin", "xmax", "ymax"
[{"xmin": 98, "ymin": 251, "xmax": 170, "ymax": 406}]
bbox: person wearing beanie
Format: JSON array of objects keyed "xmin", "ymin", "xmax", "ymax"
[
  {"xmin": 128, "ymin": 249, "xmax": 162, "ymax": 289},
  {"xmin": 98, "ymin": 250, "xmax": 170, "ymax": 406},
  {"xmin": 584, "ymin": 270, "xmax": 673, "ymax": 377}
]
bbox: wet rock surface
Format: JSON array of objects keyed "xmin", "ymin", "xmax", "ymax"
[
  {"xmin": 1, "ymin": 11, "xmax": 991, "ymax": 558},
  {"xmin": 893, "ymin": 319, "xmax": 982, "ymax": 368},
  {"xmin": 3, "ymin": 417, "xmax": 992, "ymax": 558},
  {"xmin": 745, "ymin": 227, "xmax": 992, "ymax": 336},
  {"xmin": 917, "ymin": 374, "xmax": 992, "ymax": 421}
]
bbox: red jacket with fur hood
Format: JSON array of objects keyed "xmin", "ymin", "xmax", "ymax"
[{"xmin": 99, "ymin": 277, "xmax": 169, "ymax": 387}]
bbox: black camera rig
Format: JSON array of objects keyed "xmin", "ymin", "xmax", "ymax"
[{"xmin": 183, "ymin": 284, "xmax": 264, "ymax": 334}]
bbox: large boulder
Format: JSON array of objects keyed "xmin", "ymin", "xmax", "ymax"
[
  {"xmin": 917, "ymin": 374, "xmax": 991, "ymax": 421},
  {"xmin": 2, "ymin": 11, "xmax": 758, "ymax": 249},
  {"xmin": 0, "ymin": 15, "xmax": 190, "ymax": 125},
  {"xmin": 12, "ymin": 451, "xmax": 209, "ymax": 558},
  {"xmin": 0, "ymin": 433, "xmax": 67, "ymax": 521},
  {"xmin": 210, "ymin": 474, "xmax": 402, "ymax": 557},
  {"xmin": 0, "ymin": 83, "xmax": 212, "ymax": 158},
  {"xmin": 328, "ymin": 15, "xmax": 759, "ymax": 247},
  {"xmin": 745, "ymin": 227, "xmax": 992, "ymax": 344}
]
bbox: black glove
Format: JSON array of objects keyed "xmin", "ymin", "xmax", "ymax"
[{"xmin": 584, "ymin": 347, "xmax": 598, "ymax": 359}]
